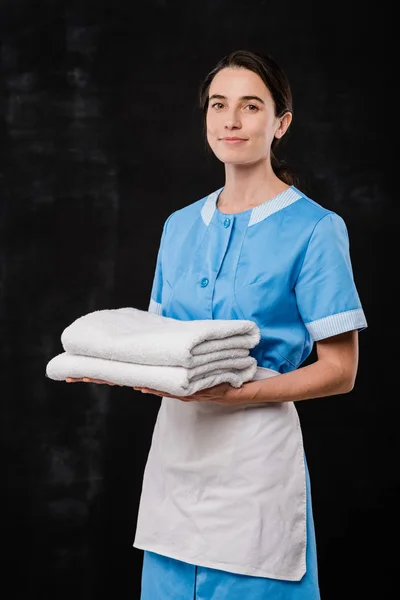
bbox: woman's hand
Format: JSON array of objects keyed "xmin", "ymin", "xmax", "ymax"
[
  {"xmin": 133, "ymin": 381, "xmax": 258, "ymax": 406},
  {"xmin": 65, "ymin": 379, "xmax": 260, "ymax": 405},
  {"xmin": 66, "ymin": 377, "xmax": 122, "ymax": 386}
]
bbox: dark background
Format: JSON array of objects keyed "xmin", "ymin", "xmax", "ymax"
[{"xmin": 0, "ymin": 1, "xmax": 396, "ymax": 598}]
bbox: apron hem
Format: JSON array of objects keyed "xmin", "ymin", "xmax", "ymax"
[{"xmin": 133, "ymin": 542, "xmax": 307, "ymax": 582}]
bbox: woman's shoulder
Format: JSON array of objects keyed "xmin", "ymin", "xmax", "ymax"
[
  {"xmin": 291, "ymin": 186, "xmax": 346, "ymax": 231},
  {"xmin": 292, "ymin": 186, "xmax": 334, "ymax": 216},
  {"xmin": 164, "ymin": 188, "xmax": 216, "ymax": 228}
]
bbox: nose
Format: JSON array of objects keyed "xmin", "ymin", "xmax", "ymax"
[{"xmin": 224, "ymin": 109, "xmax": 242, "ymax": 130}]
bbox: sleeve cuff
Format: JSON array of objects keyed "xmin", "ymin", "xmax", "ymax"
[
  {"xmin": 148, "ymin": 298, "xmax": 162, "ymax": 315},
  {"xmin": 305, "ymin": 308, "xmax": 368, "ymax": 341}
]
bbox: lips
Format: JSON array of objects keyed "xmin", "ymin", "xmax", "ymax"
[{"xmin": 220, "ymin": 137, "xmax": 249, "ymax": 144}]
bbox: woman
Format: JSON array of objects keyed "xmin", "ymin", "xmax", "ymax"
[{"xmin": 70, "ymin": 50, "xmax": 367, "ymax": 598}]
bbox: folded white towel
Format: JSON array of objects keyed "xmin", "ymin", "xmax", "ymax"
[
  {"xmin": 60, "ymin": 307, "xmax": 261, "ymax": 368},
  {"xmin": 46, "ymin": 353, "xmax": 258, "ymax": 395}
]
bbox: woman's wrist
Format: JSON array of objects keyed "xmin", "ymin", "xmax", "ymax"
[{"xmin": 238, "ymin": 380, "xmax": 268, "ymax": 405}]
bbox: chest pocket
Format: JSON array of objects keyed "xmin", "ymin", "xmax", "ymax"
[
  {"xmin": 161, "ymin": 222, "xmax": 212, "ymax": 320},
  {"xmin": 162, "ymin": 269, "xmax": 212, "ymax": 320},
  {"xmin": 161, "ymin": 269, "xmax": 194, "ymax": 318},
  {"xmin": 232, "ymin": 232, "xmax": 305, "ymax": 368}
]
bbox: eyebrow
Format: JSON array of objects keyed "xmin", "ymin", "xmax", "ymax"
[{"xmin": 209, "ymin": 94, "xmax": 265, "ymax": 105}]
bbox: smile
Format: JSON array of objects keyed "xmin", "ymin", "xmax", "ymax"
[{"xmin": 220, "ymin": 138, "xmax": 248, "ymax": 144}]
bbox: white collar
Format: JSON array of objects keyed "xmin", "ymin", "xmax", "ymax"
[{"xmin": 201, "ymin": 185, "xmax": 303, "ymax": 227}]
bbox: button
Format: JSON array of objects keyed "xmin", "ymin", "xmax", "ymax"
[
  {"xmin": 200, "ymin": 277, "xmax": 209, "ymax": 287},
  {"xmin": 223, "ymin": 218, "xmax": 231, "ymax": 228}
]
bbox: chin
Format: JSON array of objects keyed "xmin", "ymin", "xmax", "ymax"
[
  {"xmin": 209, "ymin": 143, "xmax": 260, "ymax": 165},
  {"xmin": 217, "ymin": 153, "xmax": 256, "ymax": 166}
]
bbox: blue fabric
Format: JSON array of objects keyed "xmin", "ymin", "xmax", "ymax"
[
  {"xmin": 140, "ymin": 458, "xmax": 320, "ymax": 600},
  {"xmin": 151, "ymin": 186, "xmax": 367, "ymax": 373},
  {"xmin": 138, "ymin": 186, "xmax": 365, "ymax": 597}
]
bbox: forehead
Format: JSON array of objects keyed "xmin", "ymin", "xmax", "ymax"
[{"xmin": 209, "ymin": 67, "xmax": 272, "ymax": 101}]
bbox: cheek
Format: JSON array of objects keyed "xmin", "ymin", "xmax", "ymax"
[
  {"xmin": 249, "ymin": 121, "xmax": 269, "ymax": 141},
  {"xmin": 206, "ymin": 114, "xmax": 217, "ymax": 138},
  {"xmin": 247, "ymin": 113, "xmax": 272, "ymax": 138},
  {"xmin": 206, "ymin": 126, "xmax": 220, "ymax": 152},
  {"xmin": 205, "ymin": 128, "xmax": 213, "ymax": 150}
]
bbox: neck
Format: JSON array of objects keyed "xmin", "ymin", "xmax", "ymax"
[{"xmin": 218, "ymin": 159, "xmax": 290, "ymax": 210}]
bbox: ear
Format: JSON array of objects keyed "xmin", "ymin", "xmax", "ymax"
[{"xmin": 274, "ymin": 112, "xmax": 293, "ymax": 139}]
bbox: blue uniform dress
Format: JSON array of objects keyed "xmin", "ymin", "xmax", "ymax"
[{"xmin": 135, "ymin": 185, "xmax": 367, "ymax": 599}]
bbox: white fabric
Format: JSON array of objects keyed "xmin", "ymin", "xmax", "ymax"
[
  {"xmin": 133, "ymin": 366, "xmax": 307, "ymax": 581},
  {"xmin": 45, "ymin": 352, "xmax": 258, "ymax": 396},
  {"xmin": 60, "ymin": 307, "xmax": 261, "ymax": 368}
]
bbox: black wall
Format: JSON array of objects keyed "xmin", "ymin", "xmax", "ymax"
[{"xmin": 1, "ymin": 1, "xmax": 396, "ymax": 599}]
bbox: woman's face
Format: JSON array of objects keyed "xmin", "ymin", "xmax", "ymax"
[{"xmin": 206, "ymin": 67, "xmax": 291, "ymax": 165}]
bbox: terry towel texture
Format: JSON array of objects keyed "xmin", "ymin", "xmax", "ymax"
[
  {"xmin": 60, "ymin": 307, "xmax": 261, "ymax": 367},
  {"xmin": 46, "ymin": 353, "xmax": 258, "ymax": 395},
  {"xmin": 46, "ymin": 308, "xmax": 261, "ymax": 395}
]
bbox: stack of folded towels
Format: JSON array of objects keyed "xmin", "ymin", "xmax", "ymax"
[{"xmin": 45, "ymin": 307, "xmax": 261, "ymax": 396}]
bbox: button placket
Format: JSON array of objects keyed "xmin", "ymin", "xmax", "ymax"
[{"xmin": 199, "ymin": 215, "xmax": 234, "ymax": 294}]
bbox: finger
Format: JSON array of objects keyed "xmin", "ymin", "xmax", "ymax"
[
  {"xmin": 83, "ymin": 378, "xmax": 116, "ymax": 385},
  {"xmin": 133, "ymin": 387, "xmax": 183, "ymax": 399},
  {"xmin": 142, "ymin": 388, "xmax": 176, "ymax": 398}
]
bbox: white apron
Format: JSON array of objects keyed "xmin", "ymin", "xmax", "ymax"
[{"xmin": 133, "ymin": 366, "xmax": 307, "ymax": 581}]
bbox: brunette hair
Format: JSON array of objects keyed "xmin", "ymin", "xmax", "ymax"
[{"xmin": 199, "ymin": 49, "xmax": 297, "ymax": 186}]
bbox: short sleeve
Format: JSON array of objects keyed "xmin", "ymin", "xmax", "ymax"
[
  {"xmin": 148, "ymin": 213, "xmax": 173, "ymax": 315},
  {"xmin": 294, "ymin": 212, "xmax": 368, "ymax": 341}
]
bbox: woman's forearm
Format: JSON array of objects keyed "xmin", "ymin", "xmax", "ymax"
[{"xmin": 243, "ymin": 359, "xmax": 354, "ymax": 404}]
